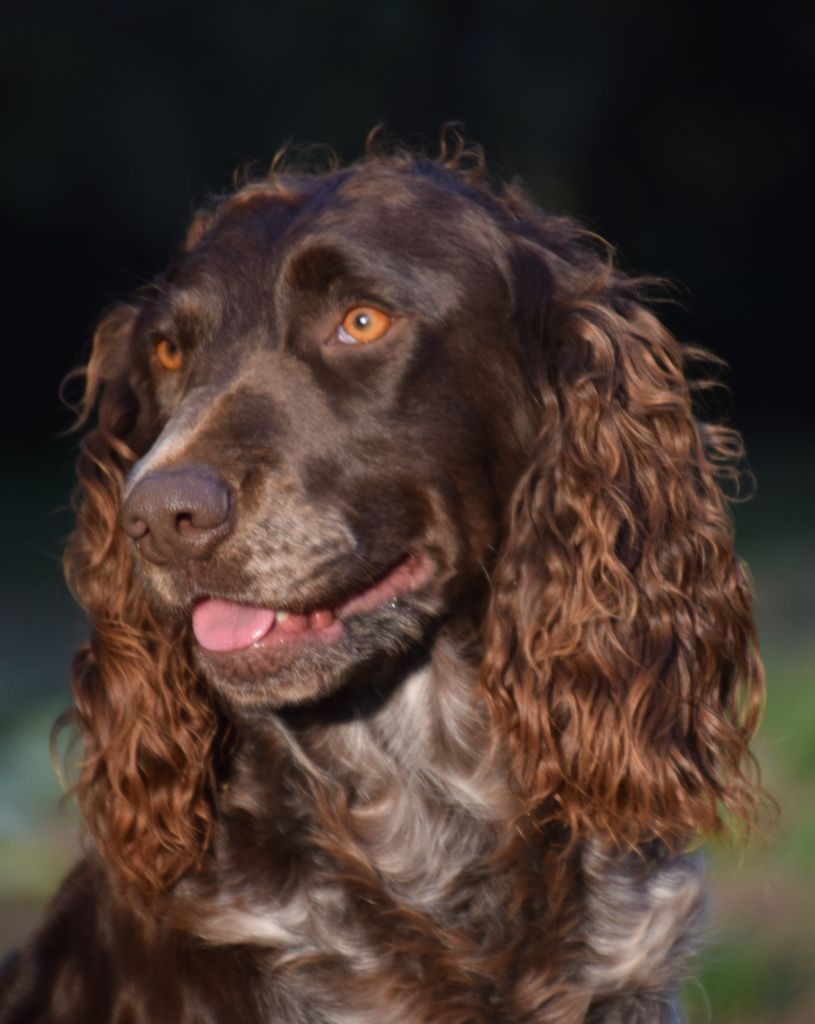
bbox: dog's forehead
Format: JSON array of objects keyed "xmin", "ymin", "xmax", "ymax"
[{"xmin": 210, "ymin": 167, "xmax": 506, "ymax": 266}]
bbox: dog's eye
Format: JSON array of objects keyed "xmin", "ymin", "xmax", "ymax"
[
  {"xmin": 338, "ymin": 306, "xmax": 391, "ymax": 345},
  {"xmin": 154, "ymin": 338, "xmax": 184, "ymax": 371}
]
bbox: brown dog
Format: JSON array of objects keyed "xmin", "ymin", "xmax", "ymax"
[{"xmin": 0, "ymin": 145, "xmax": 763, "ymax": 1023}]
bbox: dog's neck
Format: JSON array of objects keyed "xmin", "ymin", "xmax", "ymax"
[
  {"xmin": 179, "ymin": 627, "xmax": 513, "ymax": 931},
  {"xmin": 225, "ymin": 614, "xmax": 505, "ymax": 807},
  {"xmin": 273, "ymin": 623, "xmax": 513, "ymax": 818}
]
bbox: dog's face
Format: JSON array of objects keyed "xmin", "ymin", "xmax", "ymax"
[{"xmin": 119, "ymin": 167, "xmax": 533, "ymax": 708}]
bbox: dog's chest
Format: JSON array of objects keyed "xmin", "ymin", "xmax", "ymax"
[
  {"xmin": 181, "ymin": 666, "xmax": 524, "ymax": 1017},
  {"xmin": 172, "ymin": 664, "xmax": 706, "ymax": 1023},
  {"xmin": 207, "ymin": 791, "xmax": 512, "ymax": 1022},
  {"xmin": 210, "ymin": 667, "xmax": 507, "ymax": 926}
]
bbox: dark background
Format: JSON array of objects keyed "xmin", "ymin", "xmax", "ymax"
[
  {"xmin": 3, "ymin": 1, "xmax": 812, "ymax": 450},
  {"xmin": 2, "ymin": 3, "xmax": 813, "ymax": 1021}
]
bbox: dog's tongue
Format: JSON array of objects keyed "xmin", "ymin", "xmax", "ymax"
[{"xmin": 192, "ymin": 599, "xmax": 275, "ymax": 652}]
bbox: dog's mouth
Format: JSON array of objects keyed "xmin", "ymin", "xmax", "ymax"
[{"xmin": 191, "ymin": 554, "xmax": 435, "ymax": 655}]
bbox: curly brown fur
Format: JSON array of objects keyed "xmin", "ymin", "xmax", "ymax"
[{"xmin": 1, "ymin": 139, "xmax": 764, "ymax": 1023}]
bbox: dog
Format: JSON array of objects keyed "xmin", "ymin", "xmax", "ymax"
[{"xmin": 0, "ymin": 142, "xmax": 764, "ymax": 1023}]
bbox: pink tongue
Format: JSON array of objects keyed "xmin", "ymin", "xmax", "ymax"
[{"xmin": 192, "ymin": 599, "xmax": 275, "ymax": 653}]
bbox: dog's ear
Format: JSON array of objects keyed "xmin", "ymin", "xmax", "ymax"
[
  {"xmin": 60, "ymin": 299, "xmax": 220, "ymax": 897},
  {"xmin": 67, "ymin": 297, "xmax": 167, "ymax": 457},
  {"xmin": 62, "ymin": 303, "xmax": 141, "ymax": 433},
  {"xmin": 87, "ymin": 302, "xmax": 139, "ymax": 386},
  {"xmin": 481, "ymin": 233, "xmax": 765, "ymax": 851}
]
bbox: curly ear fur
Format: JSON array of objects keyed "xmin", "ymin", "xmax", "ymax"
[
  {"xmin": 60, "ymin": 304, "xmax": 221, "ymax": 896},
  {"xmin": 481, "ymin": 227, "xmax": 765, "ymax": 851}
]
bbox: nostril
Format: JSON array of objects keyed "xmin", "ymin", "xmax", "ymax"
[
  {"xmin": 177, "ymin": 513, "xmax": 195, "ymax": 534},
  {"xmin": 123, "ymin": 514, "xmax": 150, "ymax": 540},
  {"xmin": 176, "ymin": 509, "xmax": 228, "ymax": 536},
  {"xmin": 176, "ymin": 489, "xmax": 231, "ymax": 532}
]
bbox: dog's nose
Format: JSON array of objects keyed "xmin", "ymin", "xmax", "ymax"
[{"xmin": 122, "ymin": 467, "xmax": 233, "ymax": 564}]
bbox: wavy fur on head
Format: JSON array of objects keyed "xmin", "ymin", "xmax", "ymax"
[{"xmin": 4, "ymin": 135, "xmax": 765, "ymax": 1022}]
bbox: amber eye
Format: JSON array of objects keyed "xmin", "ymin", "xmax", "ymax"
[
  {"xmin": 338, "ymin": 306, "xmax": 391, "ymax": 345},
  {"xmin": 154, "ymin": 338, "xmax": 183, "ymax": 371}
]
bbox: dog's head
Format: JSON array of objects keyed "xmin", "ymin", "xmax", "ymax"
[
  {"xmin": 64, "ymin": 148, "xmax": 764, "ymax": 894},
  {"xmin": 103, "ymin": 161, "xmax": 534, "ymax": 710}
]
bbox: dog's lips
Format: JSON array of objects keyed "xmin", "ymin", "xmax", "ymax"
[{"xmin": 191, "ymin": 554, "xmax": 434, "ymax": 654}]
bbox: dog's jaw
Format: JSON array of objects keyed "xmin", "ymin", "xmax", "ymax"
[{"xmin": 190, "ymin": 555, "xmax": 444, "ymax": 709}]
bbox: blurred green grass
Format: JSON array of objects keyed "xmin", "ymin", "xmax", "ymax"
[
  {"xmin": 683, "ymin": 646, "xmax": 815, "ymax": 1022},
  {"xmin": 1, "ymin": 437, "xmax": 813, "ymax": 1020},
  {"xmin": 681, "ymin": 436, "xmax": 815, "ymax": 1022}
]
